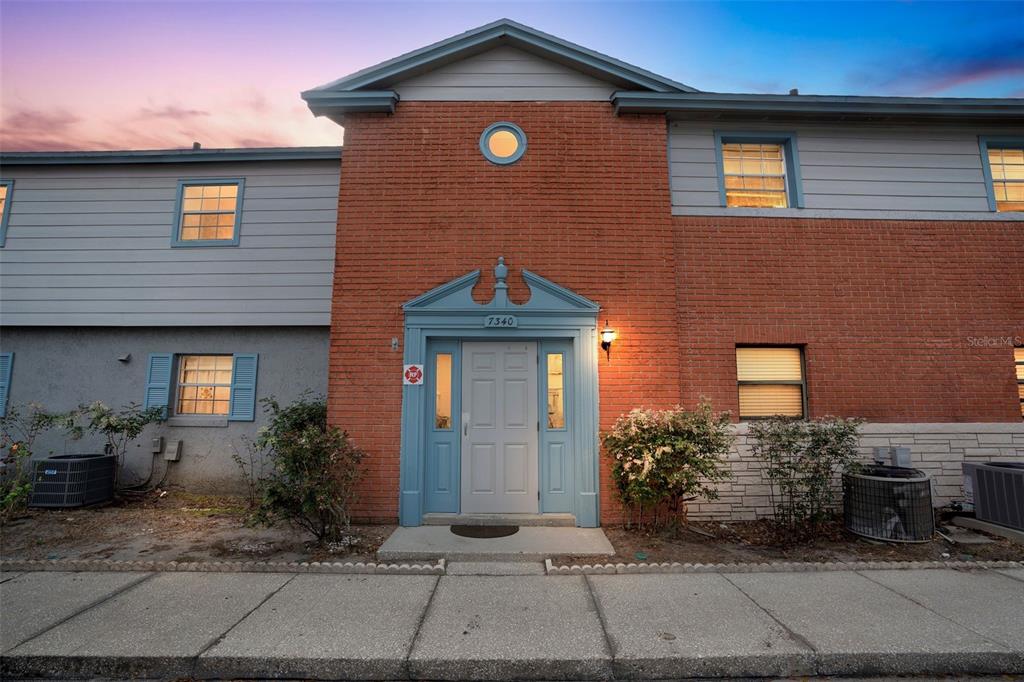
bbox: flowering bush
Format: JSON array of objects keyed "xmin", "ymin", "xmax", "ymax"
[
  {"xmin": 603, "ymin": 401, "xmax": 733, "ymax": 528},
  {"xmin": 0, "ymin": 403, "xmax": 57, "ymax": 522}
]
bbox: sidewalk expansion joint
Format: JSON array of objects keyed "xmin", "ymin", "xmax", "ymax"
[
  {"xmin": 855, "ymin": 569, "xmax": 1016, "ymax": 652},
  {"xmin": 583, "ymin": 573, "xmax": 617, "ymax": 662},
  {"xmin": 402, "ymin": 574, "xmax": 442, "ymax": 678},
  {"xmin": 189, "ymin": 573, "xmax": 299, "ymax": 678},
  {"xmin": 720, "ymin": 572, "xmax": 818, "ymax": 655},
  {"xmin": 6, "ymin": 571, "xmax": 156, "ymax": 652}
]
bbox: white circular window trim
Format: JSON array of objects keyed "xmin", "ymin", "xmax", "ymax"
[{"xmin": 480, "ymin": 122, "xmax": 527, "ymax": 165}]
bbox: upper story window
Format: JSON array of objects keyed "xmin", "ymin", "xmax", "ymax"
[
  {"xmin": 980, "ymin": 138, "xmax": 1024, "ymax": 213},
  {"xmin": 736, "ymin": 346, "xmax": 806, "ymax": 419},
  {"xmin": 0, "ymin": 180, "xmax": 12, "ymax": 247},
  {"xmin": 715, "ymin": 132, "xmax": 804, "ymax": 209},
  {"xmin": 480, "ymin": 122, "xmax": 527, "ymax": 165},
  {"xmin": 172, "ymin": 179, "xmax": 244, "ymax": 247}
]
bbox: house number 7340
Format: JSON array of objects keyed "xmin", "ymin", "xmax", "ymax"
[{"xmin": 484, "ymin": 315, "xmax": 518, "ymax": 328}]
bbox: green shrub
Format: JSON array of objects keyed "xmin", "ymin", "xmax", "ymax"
[
  {"xmin": 603, "ymin": 401, "xmax": 733, "ymax": 529},
  {"xmin": 0, "ymin": 403, "xmax": 57, "ymax": 522},
  {"xmin": 60, "ymin": 402, "xmax": 165, "ymax": 488},
  {"xmin": 252, "ymin": 396, "xmax": 364, "ymax": 543},
  {"xmin": 747, "ymin": 416, "xmax": 863, "ymax": 531}
]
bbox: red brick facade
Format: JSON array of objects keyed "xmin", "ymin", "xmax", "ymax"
[
  {"xmin": 330, "ymin": 101, "xmax": 1023, "ymax": 524},
  {"xmin": 675, "ymin": 216, "xmax": 1023, "ymax": 425}
]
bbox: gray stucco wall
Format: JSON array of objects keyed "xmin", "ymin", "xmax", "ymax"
[{"xmin": 0, "ymin": 326, "xmax": 328, "ymax": 491}]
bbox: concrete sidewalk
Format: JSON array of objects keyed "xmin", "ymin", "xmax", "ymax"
[{"xmin": 2, "ymin": 565, "xmax": 1023, "ymax": 680}]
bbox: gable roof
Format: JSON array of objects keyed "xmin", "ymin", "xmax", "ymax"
[
  {"xmin": 0, "ymin": 147, "xmax": 341, "ymax": 166},
  {"xmin": 612, "ymin": 91, "xmax": 1024, "ymax": 123},
  {"xmin": 303, "ymin": 18, "xmax": 696, "ymax": 120}
]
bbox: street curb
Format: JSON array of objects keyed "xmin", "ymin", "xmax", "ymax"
[
  {"xmin": 544, "ymin": 558, "xmax": 1024, "ymax": 575},
  {"xmin": 0, "ymin": 557, "xmax": 445, "ymax": 575},
  {"xmin": 4, "ymin": 649, "xmax": 1022, "ymax": 681}
]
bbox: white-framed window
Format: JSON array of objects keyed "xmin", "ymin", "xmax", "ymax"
[
  {"xmin": 715, "ymin": 132, "xmax": 803, "ymax": 209},
  {"xmin": 1016, "ymin": 347, "xmax": 1024, "ymax": 419},
  {"xmin": 144, "ymin": 353, "xmax": 258, "ymax": 422},
  {"xmin": 0, "ymin": 179, "xmax": 12, "ymax": 247},
  {"xmin": 736, "ymin": 346, "xmax": 806, "ymax": 419},
  {"xmin": 172, "ymin": 179, "xmax": 244, "ymax": 246},
  {"xmin": 175, "ymin": 355, "xmax": 233, "ymax": 415},
  {"xmin": 722, "ymin": 142, "xmax": 788, "ymax": 207},
  {"xmin": 980, "ymin": 139, "xmax": 1024, "ymax": 212}
]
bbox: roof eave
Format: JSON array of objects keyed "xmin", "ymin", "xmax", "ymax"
[
  {"xmin": 302, "ymin": 90, "xmax": 399, "ymax": 118},
  {"xmin": 612, "ymin": 91, "xmax": 1024, "ymax": 122},
  {"xmin": 0, "ymin": 147, "xmax": 343, "ymax": 166}
]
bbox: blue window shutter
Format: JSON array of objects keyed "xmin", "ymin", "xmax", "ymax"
[
  {"xmin": 144, "ymin": 353, "xmax": 173, "ymax": 417},
  {"xmin": 0, "ymin": 352, "xmax": 13, "ymax": 417},
  {"xmin": 229, "ymin": 353, "xmax": 258, "ymax": 421}
]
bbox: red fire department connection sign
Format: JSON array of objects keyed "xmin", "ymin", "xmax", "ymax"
[{"xmin": 403, "ymin": 364, "xmax": 424, "ymax": 385}]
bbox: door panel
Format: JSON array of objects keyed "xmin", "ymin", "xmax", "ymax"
[
  {"xmin": 462, "ymin": 341, "xmax": 538, "ymax": 514},
  {"xmin": 424, "ymin": 340, "xmax": 461, "ymax": 513},
  {"xmin": 470, "ymin": 443, "xmax": 496, "ymax": 493},
  {"xmin": 540, "ymin": 340, "xmax": 574, "ymax": 513},
  {"xmin": 504, "ymin": 379, "xmax": 528, "ymax": 427},
  {"xmin": 471, "ymin": 380, "xmax": 496, "ymax": 427}
]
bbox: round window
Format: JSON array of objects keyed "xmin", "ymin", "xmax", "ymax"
[{"xmin": 480, "ymin": 122, "xmax": 526, "ymax": 165}]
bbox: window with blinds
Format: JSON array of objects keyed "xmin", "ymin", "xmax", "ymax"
[
  {"xmin": 1016, "ymin": 348, "xmax": 1024, "ymax": 418},
  {"xmin": 987, "ymin": 147, "xmax": 1024, "ymax": 212},
  {"xmin": 736, "ymin": 346, "xmax": 805, "ymax": 419},
  {"xmin": 722, "ymin": 142, "xmax": 788, "ymax": 208}
]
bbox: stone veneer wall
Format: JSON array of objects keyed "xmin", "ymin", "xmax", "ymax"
[{"xmin": 687, "ymin": 423, "xmax": 1024, "ymax": 521}]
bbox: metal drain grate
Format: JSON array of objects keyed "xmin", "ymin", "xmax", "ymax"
[{"xmin": 450, "ymin": 525, "xmax": 519, "ymax": 539}]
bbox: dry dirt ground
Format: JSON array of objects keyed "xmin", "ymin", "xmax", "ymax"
[
  {"xmin": 3, "ymin": 492, "xmax": 1021, "ymax": 566},
  {"xmin": 0, "ymin": 490, "xmax": 393, "ymax": 563},
  {"xmin": 560, "ymin": 518, "xmax": 1024, "ymax": 565}
]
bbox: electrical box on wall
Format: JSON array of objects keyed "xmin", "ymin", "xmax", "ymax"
[
  {"xmin": 151, "ymin": 436, "xmax": 164, "ymax": 454},
  {"xmin": 873, "ymin": 446, "xmax": 911, "ymax": 468},
  {"xmin": 164, "ymin": 440, "xmax": 182, "ymax": 462}
]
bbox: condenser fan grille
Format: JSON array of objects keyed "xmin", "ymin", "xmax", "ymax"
[{"xmin": 843, "ymin": 465, "xmax": 934, "ymax": 543}]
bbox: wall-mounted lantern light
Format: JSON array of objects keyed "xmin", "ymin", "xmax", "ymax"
[{"xmin": 600, "ymin": 322, "xmax": 616, "ymax": 360}]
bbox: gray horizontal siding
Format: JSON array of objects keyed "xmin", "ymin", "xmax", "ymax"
[
  {"xmin": 0, "ymin": 159, "xmax": 340, "ymax": 326},
  {"xmin": 393, "ymin": 45, "xmax": 616, "ymax": 101},
  {"xmin": 669, "ymin": 121, "xmax": 1023, "ymax": 220}
]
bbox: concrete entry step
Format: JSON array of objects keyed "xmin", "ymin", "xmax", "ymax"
[
  {"xmin": 377, "ymin": 526, "xmax": 614, "ymax": 561},
  {"xmin": 422, "ymin": 512, "xmax": 576, "ymax": 527}
]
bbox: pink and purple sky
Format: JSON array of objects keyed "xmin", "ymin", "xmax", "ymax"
[{"xmin": 1, "ymin": 1, "xmax": 1021, "ymax": 152}]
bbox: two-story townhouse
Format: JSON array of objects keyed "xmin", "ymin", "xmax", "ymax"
[
  {"xmin": 300, "ymin": 20, "xmax": 1022, "ymax": 527},
  {"xmin": 0, "ymin": 147, "xmax": 341, "ymax": 488},
  {"xmin": 1, "ymin": 20, "xmax": 1020, "ymax": 526}
]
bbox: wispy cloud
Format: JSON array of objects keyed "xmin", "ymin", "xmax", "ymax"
[
  {"xmin": 849, "ymin": 38, "xmax": 1024, "ymax": 95},
  {"xmin": 0, "ymin": 108, "xmax": 85, "ymax": 150},
  {"xmin": 137, "ymin": 104, "xmax": 210, "ymax": 120},
  {"xmin": 0, "ymin": 94, "xmax": 339, "ymax": 151}
]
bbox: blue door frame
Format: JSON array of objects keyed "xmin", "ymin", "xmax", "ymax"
[{"xmin": 399, "ymin": 258, "xmax": 601, "ymax": 527}]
